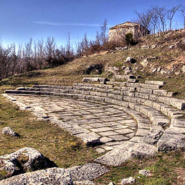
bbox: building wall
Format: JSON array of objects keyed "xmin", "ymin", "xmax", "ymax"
[{"xmin": 108, "ymin": 23, "xmax": 149, "ymax": 44}]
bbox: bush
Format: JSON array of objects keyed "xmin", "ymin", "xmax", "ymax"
[{"xmin": 125, "ymin": 33, "xmax": 137, "ymax": 46}]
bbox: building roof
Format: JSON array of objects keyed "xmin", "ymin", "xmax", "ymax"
[{"xmin": 109, "ymin": 21, "xmax": 143, "ymax": 30}]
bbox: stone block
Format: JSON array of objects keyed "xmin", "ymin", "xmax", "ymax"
[
  {"xmin": 117, "ymin": 101, "xmax": 129, "ymax": 108},
  {"xmin": 144, "ymin": 100, "xmax": 154, "ymax": 107},
  {"xmin": 109, "ymin": 135, "xmax": 129, "ymax": 141},
  {"xmin": 76, "ymin": 132, "xmax": 100, "ymax": 146},
  {"xmin": 152, "ymin": 117, "xmax": 170, "ymax": 127},
  {"xmin": 171, "ymin": 118, "xmax": 185, "ymax": 128},
  {"xmin": 135, "ymin": 129, "xmax": 149, "ymax": 136},
  {"xmin": 142, "ymin": 125, "xmax": 164, "ymax": 145},
  {"xmin": 149, "ymin": 94, "xmax": 158, "ymax": 101},
  {"xmin": 170, "ymin": 98, "xmax": 185, "ymax": 110},
  {"xmin": 67, "ymin": 163, "xmax": 108, "ymax": 181},
  {"xmin": 157, "ymin": 133, "xmax": 185, "ymax": 152},
  {"xmin": 153, "ymin": 89, "xmax": 168, "ymax": 96},
  {"xmin": 137, "ymin": 88, "xmax": 153, "ymax": 94},
  {"xmin": 145, "ymin": 80, "xmax": 165, "ymax": 86},
  {"xmin": 95, "ymin": 142, "xmax": 157, "ymax": 166},
  {"xmin": 0, "ymin": 168, "xmax": 72, "ymax": 185}
]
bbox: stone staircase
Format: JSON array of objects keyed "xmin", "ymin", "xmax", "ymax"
[{"xmin": 4, "ymin": 79, "xmax": 185, "ymax": 166}]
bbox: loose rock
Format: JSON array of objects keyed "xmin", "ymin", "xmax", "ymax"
[
  {"xmin": 140, "ymin": 59, "xmax": 149, "ymax": 68},
  {"xmin": 2, "ymin": 127, "xmax": 20, "ymax": 137},
  {"xmin": 0, "ymin": 147, "xmax": 56, "ymax": 178},
  {"xmin": 124, "ymin": 67, "xmax": 132, "ymax": 75},
  {"xmin": 95, "ymin": 142, "xmax": 157, "ymax": 166},
  {"xmin": 73, "ymin": 180, "xmax": 95, "ymax": 185},
  {"xmin": 142, "ymin": 125, "xmax": 164, "ymax": 145},
  {"xmin": 139, "ymin": 169, "xmax": 152, "ymax": 177},
  {"xmin": 125, "ymin": 57, "xmax": 136, "ymax": 64},
  {"xmin": 67, "ymin": 163, "xmax": 109, "ymax": 181},
  {"xmin": 121, "ymin": 177, "xmax": 135, "ymax": 185},
  {"xmin": 0, "ymin": 168, "xmax": 72, "ymax": 185}
]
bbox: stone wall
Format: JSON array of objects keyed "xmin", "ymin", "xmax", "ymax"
[{"xmin": 108, "ymin": 22, "xmax": 149, "ymax": 44}]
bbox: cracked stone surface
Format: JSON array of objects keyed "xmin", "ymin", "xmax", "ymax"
[{"xmin": 3, "ymin": 94, "xmax": 138, "ymax": 150}]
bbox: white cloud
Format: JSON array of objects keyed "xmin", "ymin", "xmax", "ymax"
[{"xmin": 33, "ymin": 21, "xmax": 101, "ymax": 27}]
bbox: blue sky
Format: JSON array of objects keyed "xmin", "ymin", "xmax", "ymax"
[{"xmin": 0, "ymin": 0, "xmax": 184, "ymax": 48}]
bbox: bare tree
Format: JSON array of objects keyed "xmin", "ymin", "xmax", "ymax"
[
  {"xmin": 23, "ymin": 38, "xmax": 34, "ymax": 71},
  {"xmin": 167, "ymin": 5, "xmax": 181, "ymax": 30},
  {"xmin": 181, "ymin": 5, "xmax": 185, "ymax": 29},
  {"xmin": 100, "ymin": 19, "xmax": 108, "ymax": 47},
  {"xmin": 45, "ymin": 36, "xmax": 56, "ymax": 66},
  {"xmin": 135, "ymin": 9, "xmax": 152, "ymax": 31},
  {"xmin": 153, "ymin": 6, "xmax": 167, "ymax": 32},
  {"xmin": 150, "ymin": 9, "xmax": 159, "ymax": 34},
  {"xmin": 37, "ymin": 39, "xmax": 45, "ymax": 69},
  {"xmin": 95, "ymin": 31, "xmax": 100, "ymax": 46}
]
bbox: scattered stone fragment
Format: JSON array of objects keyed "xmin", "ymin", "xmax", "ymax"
[
  {"xmin": 67, "ymin": 163, "xmax": 109, "ymax": 181},
  {"xmin": 157, "ymin": 132, "xmax": 185, "ymax": 152},
  {"xmin": 125, "ymin": 57, "xmax": 136, "ymax": 64},
  {"xmin": 141, "ymin": 59, "xmax": 148, "ymax": 68},
  {"xmin": 95, "ymin": 142, "xmax": 157, "ymax": 166},
  {"xmin": 108, "ymin": 182, "xmax": 115, "ymax": 185},
  {"xmin": 17, "ymin": 87, "xmax": 27, "ymax": 90},
  {"xmin": 169, "ymin": 45, "xmax": 174, "ymax": 49},
  {"xmin": 0, "ymin": 147, "xmax": 56, "ymax": 178},
  {"xmin": 2, "ymin": 127, "xmax": 20, "ymax": 137},
  {"xmin": 124, "ymin": 67, "xmax": 132, "ymax": 75},
  {"xmin": 96, "ymin": 148, "xmax": 105, "ymax": 154},
  {"xmin": 121, "ymin": 177, "xmax": 136, "ymax": 185},
  {"xmin": 86, "ymin": 64, "xmax": 103, "ymax": 75},
  {"xmin": 0, "ymin": 168, "xmax": 72, "ymax": 185},
  {"xmin": 139, "ymin": 169, "xmax": 152, "ymax": 177},
  {"xmin": 142, "ymin": 125, "xmax": 164, "ymax": 145},
  {"xmin": 73, "ymin": 180, "xmax": 95, "ymax": 185},
  {"xmin": 141, "ymin": 45, "xmax": 150, "ymax": 49}
]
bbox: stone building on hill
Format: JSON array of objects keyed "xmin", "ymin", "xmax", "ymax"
[{"xmin": 108, "ymin": 22, "xmax": 150, "ymax": 44}]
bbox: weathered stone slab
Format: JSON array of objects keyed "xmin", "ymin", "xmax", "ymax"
[
  {"xmin": 73, "ymin": 180, "xmax": 95, "ymax": 185},
  {"xmin": 115, "ymin": 129, "xmax": 134, "ymax": 135},
  {"xmin": 170, "ymin": 98, "xmax": 185, "ymax": 110},
  {"xmin": 171, "ymin": 118, "xmax": 185, "ymax": 128},
  {"xmin": 157, "ymin": 133, "xmax": 185, "ymax": 152},
  {"xmin": 95, "ymin": 142, "xmax": 157, "ymax": 166},
  {"xmin": 0, "ymin": 147, "xmax": 56, "ymax": 178},
  {"xmin": 137, "ymin": 88, "xmax": 153, "ymax": 94},
  {"xmin": 0, "ymin": 168, "xmax": 72, "ymax": 185},
  {"xmin": 90, "ymin": 127, "xmax": 113, "ymax": 132},
  {"xmin": 151, "ymin": 117, "xmax": 170, "ymax": 127},
  {"xmin": 153, "ymin": 89, "xmax": 168, "ymax": 96},
  {"xmin": 67, "ymin": 163, "xmax": 109, "ymax": 181},
  {"xmin": 98, "ymin": 131, "xmax": 119, "ymax": 137},
  {"xmin": 145, "ymin": 80, "xmax": 165, "ymax": 86},
  {"xmin": 135, "ymin": 129, "xmax": 149, "ymax": 136},
  {"xmin": 82, "ymin": 78, "xmax": 106, "ymax": 83},
  {"xmin": 76, "ymin": 132, "xmax": 100, "ymax": 146},
  {"xmin": 109, "ymin": 135, "xmax": 129, "ymax": 141},
  {"xmin": 142, "ymin": 125, "xmax": 164, "ymax": 145}
]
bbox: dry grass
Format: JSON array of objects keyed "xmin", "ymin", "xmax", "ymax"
[
  {"xmin": 1, "ymin": 29, "xmax": 185, "ymax": 184},
  {"xmin": 0, "ymin": 95, "xmax": 99, "ymax": 170}
]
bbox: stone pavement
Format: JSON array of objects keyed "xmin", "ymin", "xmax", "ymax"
[
  {"xmin": 3, "ymin": 80, "xmax": 185, "ymax": 167},
  {"xmin": 3, "ymin": 94, "xmax": 140, "ymax": 153}
]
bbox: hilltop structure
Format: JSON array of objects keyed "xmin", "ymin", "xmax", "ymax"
[{"xmin": 108, "ymin": 22, "xmax": 150, "ymax": 44}]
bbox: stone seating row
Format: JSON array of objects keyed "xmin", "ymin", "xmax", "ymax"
[
  {"xmin": 6, "ymin": 82, "xmax": 185, "ymax": 128},
  {"xmin": 5, "ymin": 81, "xmax": 185, "ymax": 152},
  {"xmin": 4, "ymin": 86, "xmax": 171, "ymax": 128}
]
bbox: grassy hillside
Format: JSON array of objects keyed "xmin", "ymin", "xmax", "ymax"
[{"xmin": 1, "ymin": 29, "xmax": 185, "ymax": 184}]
